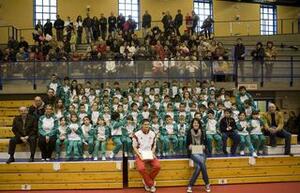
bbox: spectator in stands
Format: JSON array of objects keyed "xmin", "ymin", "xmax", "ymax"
[
  {"xmin": 19, "ymin": 37, "xmax": 29, "ymax": 51},
  {"xmin": 6, "ymin": 107, "xmax": 37, "ymax": 164},
  {"xmin": 29, "ymin": 96, "xmax": 45, "ymax": 121},
  {"xmin": 185, "ymin": 13, "xmax": 193, "ymax": 35},
  {"xmin": 251, "ymin": 42, "xmax": 265, "ymax": 81},
  {"xmin": 186, "ymin": 118, "xmax": 211, "ymax": 193},
  {"xmin": 44, "ymin": 19, "xmax": 53, "ymax": 36},
  {"xmin": 83, "ymin": 13, "xmax": 93, "ymax": 43},
  {"xmin": 7, "ymin": 36, "xmax": 19, "ymax": 51},
  {"xmin": 35, "ymin": 19, "xmax": 43, "ymax": 33},
  {"xmin": 75, "ymin": 15, "xmax": 83, "ymax": 44},
  {"xmin": 132, "ymin": 119, "xmax": 160, "ymax": 193},
  {"xmin": 43, "ymin": 88, "xmax": 57, "ymax": 106},
  {"xmin": 235, "ymin": 86, "xmax": 256, "ymax": 112},
  {"xmin": 285, "ymin": 111, "xmax": 298, "ymax": 137},
  {"xmin": 38, "ymin": 104, "xmax": 58, "ymax": 161},
  {"xmin": 191, "ymin": 11, "xmax": 199, "ymax": 35},
  {"xmin": 220, "ymin": 108, "xmax": 240, "ymax": 155},
  {"xmin": 117, "ymin": 13, "xmax": 126, "ymax": 32},
  {"xmin": 174, "ymin": 9, "xmax": 183, "ymax": 36},
  {"xmin": 262, "ymin": 103, "xmax": 292, "ymax": 155},
  {"xmin": 201, "ymin": 15, "xmax": 214, "ymax": 39},
  {"xmin": 54, "ymin": 15, "xmax": 65, "ymax": 41},
  {"xmin": 233, "ymin": 38, "xmax": 246, "ymax": 81},
  {"xmin": 142, "ymin": 11, "xmax": 152, "ymax": 38},
  {"xmin": 265, "ymin": 41, "xmax": 277, "ymax": 81},
  {"xmin": 108, "ymin": 12, "xmax": 117, "ymax": 36},
  {"xmin": 99, "ymin": 13, "xmax": 108, "ymax": 40}
]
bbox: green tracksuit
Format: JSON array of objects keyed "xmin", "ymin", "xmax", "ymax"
[
  {"xmin": 237, "ymin": 120, "xmax": 255, "ymax": 154},
  {"xmin": 111, "ymin": 119, "xmax": 127, "ymax": 155},
  {"xmin": 162, "ymin": 123, "xmax": 178, "ymax": 154},
  {"xmin": 204, "ymin": 118, "xmax": 222, "ymax": 154},
  {"xmin": 66, "ymin": 122, "xmax": 83, "ymax": 160},
  {"xmin": 121, "ymin": 124, "xmax": 136, "ymax": 155},
  {"xmin": 81, "ymin": 124, "xmax": 95, "ymax": 155},
  {"xmin": 177, "ymin": 123, "xmax": 188, "ymax": 154},
  {"xmin": 249, "ymin": 118, "xmax": 266, "ymax": 152},
  {"xmin": 93, "ymin": 125, "xmax": 110, "ymax": 157},
  {"xmin": 55, "ymin": 125, "xmax": 68, "ymax": 158}
]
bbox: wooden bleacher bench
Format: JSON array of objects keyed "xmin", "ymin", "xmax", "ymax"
[
  {"xmin": 0, "ymin": 100, "xmax": 33, "ymax": 108},
  {"xmin": 128, "ymin": 156, "xmax": 300, "ymax": 187}
]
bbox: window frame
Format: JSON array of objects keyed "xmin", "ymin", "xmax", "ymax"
[
  {"xmin": 193, "ymin": 0, "xmax": 213, "ymax": 33},
  {"xmin": 118, "ymin": 0, "xmax": 140, "ymax": 30},
  {"xmin": 260, "ymin": 4, "xmax": 277, "ymax": 35},
  {"xmin": 33, "ymin": 0, "xmax": 57, "ymax": 26}
]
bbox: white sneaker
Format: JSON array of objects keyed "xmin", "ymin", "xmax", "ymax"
[
  {"xmin": 93, "ymin": 157, "xmax": 98, "ymax": 161},
  {"xmin": 142, "ymin": 180, "xmax": 150, "ymax": 191},
  {"xmin": 46, "ymin": 158, "xmax": 50, "ymax": 161},
  {"xmin": 252, "ymin": 152, "xmax": 258, "ymax": 157},
  {"xmin": 109, "ymin": 153, "xmax": 115, "ymax": 159},
  {"xmin": 83, "ymin": 154, "xmax": 87, "ymax": 159},
  {"xmin": 124, "ymin": 152, "xmax": 128, "ymax": 157},
  {"xmin": 205, "ymin": 184, "xmax": 211, "ymax": 192},
  {"xmin": 88, "ymin": 155, "xmax": 92, "ymax": 159},
  {"xmin": 150, "ymin": 186, "xmax": 156, "ymax": 193},
  {"xmin": 102, "ymin": 156, "xmax": 106, "ymax": 161},
  {"xmin": 187, "ymin": 186, "xmax": 193, "ymax": 193},
  {"xmin": 162, "ymin": 152, "xmax": 166, "ymax": 157},
  {"xmin": 240, "ymin": 151, "xmax": 245, "ymax": 156}
]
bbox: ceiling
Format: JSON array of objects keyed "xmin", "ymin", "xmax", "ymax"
[{"xmin": 218, "ymin": 0, "xmax": 300, "ymax": 7}]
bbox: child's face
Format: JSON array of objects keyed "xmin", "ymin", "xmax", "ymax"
[
  {"xmin": 81, "ymin": 97, "xmax": 87, "ymax": 103},
  {"xmin": 208, "ymin": 113, "xmax": 214, "ymax": 119},
  {"xmin": 143, "ymin": 105, "xmax": 148, "ymax": 111},
  {"xmin": 132, "ymin": 105, "xmax": 138, "ymax": 111},
  {"xmin": 179, "ymin": 118, "xmax": 185, "ymax": 124},
  {"xmin": 60, "ymin": 118, "xmax": 66, "ymax": 126},
  {"xmin": 83, "ymin": 118, "xmax": 90, "ymax": 125},
  {"xmin": 179, "ymin": 105, "xmax": 185, "ymax": 112},
  {"xmin": 80, "ymin": 106, "xmax": 86, "ymax": 113},
  {"xmin": 225, "ymin": 95, "xmax": 230, "ymax": 101},
  {"xmin": 253, "ymin": 114, "xmax": 259, "ymax": 119},
  {"xmin": 153, "ymin": 117, "xmax": 159, "ymax": 123},
  {"xmin": 232, "ymin": 105, "xmax": 237, "ymax": 110},
  {"xmin": 209, "ymin": 103, "xmax": 215, "ymax": 109},
  {"xmin": 239, "ymin": 113, "xmax": 246, "ymax": 121},
  {"xmin": 195, "ymin": 114, "xmax": 201, "ymax": 119},
  {"xmin": 224, "ymin": 111, "xmax": 231, "ymax": 118},
  {"xmin": 73, "ymin": 96, "xmax": 79, "ymax": 102},
  {"xmin": 104, "ymin": 107, "xmax": 109, "ymax": 113},
  {"xmin": 166, "ymin": 117, "xmax": 173, "ymax": 124},
  {"xmin": 218, "ymin": 104, "xmax": 223, "ymax": 110},
  {"xmin": 167, "ymin": 105, "xmax": 173, "ymax": 112},
  {"xmin": 71, "ymin": 115, "xmax": 78, "ymax": 122},
  {"xmin": 98, "ymin": 119, "xmax": 105, "ymax": 125},
  {"xmin": 92, "ymin": 104, "xmax": 98, "ymax": 111},
  {"xmin": 117, "ymin": 106, "xmax": 123, "ymax": 112}
]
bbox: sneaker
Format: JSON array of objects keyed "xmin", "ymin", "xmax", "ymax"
[
  {"xmin": 240, "ymin": 151, "xmax": 245, "ymax": 156},
  {"xmin": 142, "ymin": 179, "xmax": 150, "ymax": 191},
  {"xmin": 252, "ymin": 152, "xmax": 258, "ymax": 157},
  {"xmin": 93, "ymin": 157, "xmax": 98, "ymax": 161},
  {"xmin": 162, "ymin": 152, "xmax": 166, "ymax": 157},
  {"xmin": 150, "ymin": 186, "xmax": 156, "ymax": 193},
  {"xmin": 46, "ymin": 158, "xmax": 50, "ymax": 161},
  {"xmin": 88, "ymin": 155, "xmax": 93, "ymax": 159},
  {"xmin": 187, "ymin": 186, "xmax": 193, "ymax": 193},
  {"xmin": 83, "ymin": 154, "xmax": 87, "ymax": 159},
  {"xmin": 124, "ymin": 152, "xmax": 128, "ymax": 157},
  {"xmin": 6, "ymin": 157, "xmax": 15, "ymax": 164},
  {"xmin": 109, "ymin": 153, "xmax": 115, "ymax": 159},
  {"xmin": 205, "ymin": 184, "xmax": 211, "ymax": 192},
  {"xmin": 102, "ymin": 156, "xmax": 106, "ymax": 161},
  {"xmin": 41, "ymin": 158, "xmax": 46, "ymax": 161}
]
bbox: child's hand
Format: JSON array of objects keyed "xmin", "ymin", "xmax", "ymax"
[{"xmin": 83, "ymin": 141, "xmax": 88, "ymax": 145}]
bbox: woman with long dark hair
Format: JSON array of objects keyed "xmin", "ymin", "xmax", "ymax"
[{"xmin": 186, "ymin": 118, "xmax": 211, "ymax": 193}]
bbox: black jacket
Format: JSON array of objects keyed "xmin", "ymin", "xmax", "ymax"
[
  {"xmin": 142, "ymin": 14, "xmax": 152, "ymax": 28},
  {"xmin": 186, "ymin": 128, "xmax": 207, "ymax": 157},
  {"xmin": 83, "ymin": 17, "xmax": 93, "ymax": 28},
  {"xmin": 54, "ymin": 19, "xmax": 65, "ymax": 30},
  {"xmin": 174, "ymin": 13, "xmax": 183, "ymax": 27},
  {"xmin": 44, "ymin": 22, "xmax": 53, "ymax": 36},
  {"xmin": 220, "ymin": 117, "xmax": 237, "ymax": 133},
  {"xmin": 12, "ymin": 115, "xmax": 37, "ymax": 138},
  {"xmin": 28, "ymin": 105, "xmax": 45, "ymax": 121},
  {"xmin": 234, "ymin": 44, "xmax": 245, "ymax": 60}
]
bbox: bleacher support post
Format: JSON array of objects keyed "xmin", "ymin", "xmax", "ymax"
[
  {"xmin": 234, "ymin": 59, "xmax": 238, "ymax": 88},
  {"xmin": 0, "ymin": 63, "xmax": 3, "ymax": 90},
  {"xmin": 260, "ymin": 60, "xmax": 264, "ymax": 87},
  {"xmin": 33, "ymin": 60, "xmax": 36, "ymax": 90},
  {"xmin": 290, "ymin": 56, "xmax": 294, "ymax": 87}
]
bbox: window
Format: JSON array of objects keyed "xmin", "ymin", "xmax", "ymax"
[
  {"xmin": 193, "ymin": 0, "xmax": 213, "ymax": 32},
  {"xmin": 34, "ymin": 0, "xmax": 57, "ymax": 25},
  {"xmin": 260, "ymin": 4, "xmax": 277, "ymax": 35},
  {"xmin": 118, "ymin": 0, "xmax": 140, "ymax": 29}
]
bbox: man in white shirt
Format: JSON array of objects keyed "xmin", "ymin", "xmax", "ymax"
[{"xmin": 132, "ymin": 119, "xmax": 161, "ymax": 193}]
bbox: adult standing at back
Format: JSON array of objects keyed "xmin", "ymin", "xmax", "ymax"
[
  {"xmin": 174, "ymin": 9, "xmax": 183, "ymax": 36},
  {"xmin": 233, "ymin": 38, "xmax": 246, "ymax": 81},
  {"xmin": 191, "ymin": 11, "xmax": 199, "ymax": 35},
  {"xmin": 142, "ymin": 11, "xmax": 152, "ymax": 38},
  {"xmin": 186, "ymin": 118, "xmax": 211, "ymax": 193},
  {"xmin": 132, "ymin": 119, "xmax": 160, "ymax": 193},
  {"xmin": 83, "ymin": 13, "xmax": 93, "ymax": 43},
  {"xmin": 261, "ymin": 103, "xmax": 292, "ymax": 155},
  {"xmin": 201, "ymin": 15, "xmax": 214, "ymax": 39},
  {"xmin": 54, "ymin": 15, "xmax": 64, "ymax": 41},
  {"xmin": 6, "ymin": 107, "xmax": 37, "ymax": 164}
]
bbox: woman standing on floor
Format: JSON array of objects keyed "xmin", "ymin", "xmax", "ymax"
[{"xmin": 186, "ymin": 118, "xmax": 211, "ymax": 193}]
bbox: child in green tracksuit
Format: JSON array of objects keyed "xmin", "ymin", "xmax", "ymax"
[
  {"xmin": 236, "ymin": 112, "xmax": 256, "ymax": 157},
  {"xmin": 55, "ymin": 117, "xmax": 68, "ymax": 159},
  {"xmin": 162, "ymin": 115, "xmax": 178, "ymax": 156},
  {"xmin": 177, "ymin": 115, "xmax": 188, "ymax": 155},
  {"xmin": 66, "ymin": 113, "xmax": 83, "ymax": 160},
  {"xmin": 109, "ymin": 112, "xmax": 127, "ymax": 159},
  {"xmin": 78, "ymin": 104, "xmax": 89, "ymax": 124},
  {"xmin": 93, "ymin": 117, "xmax": 110, "ymax": 161},
  {"xmin": 122, "ymin": 115, "xmax": 136, "ymax": 157},
  {"xmin": 81, "ymin": 116, "xmax": 95, "ymax": 159},
  {"xmin": 249, "ymin": 111, "xmax": 266, "ymax": 155},
  {"xmin": 151, "ymin": 114, "xmax": 163, "ymax": 156},
  {"xmin": 204, "ymin": 110, "xmax": 223, "ymax": 155}
]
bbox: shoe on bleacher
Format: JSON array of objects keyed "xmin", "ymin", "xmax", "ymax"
[
  {"xmin": 285, "ymin": 152, "xmax": 294, "ymax": 157},
  {"xmin": 93, "ymin": 157, "xmax": 98, "ymax": 161},
  {"xmin": 142, "ymin": 179, "xmax": 150, "ymax": 191},
  {"xmin": 102, "ymin": 156, "xmax": 106, "ymax": 161},
  {"xmin": 124, "ymin": 152, "xmax": 128, "ymax": 157},
  {"xmin": 109, "ymin": 153, "xmax": 115, "ymax": 159},
  {"xmin": 252, "ymin": 152, "xmax": 258, "ymax": 157},
  {"xmin": 187, "ymin": 186, "xmax": 193, "ymax": 193},
  {"xmin": 150, "ymin": 185, "xmax": 156, "ymax": 193},
  {"xmin": 205, "ymin": 184, "xmax": 211, "ymax": 192},
  {"xmin": 240, "ymin": 151, "xmax": 245, "ymax": 156},
  {"xmin": 46, "ymin": 158, "xmax": 50, "ymax": 161},
  {"xmin": 6, "ymin": 157, "xmax": 15, "ymax": 164}
]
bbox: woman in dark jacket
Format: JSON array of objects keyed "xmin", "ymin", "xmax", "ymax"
[
  {"xmin": 186, "ymin": 118, "xmax": 211, "ymax": 193},
  {"xmin": 251, "ymin": 42, "xmax": 265, "ymax": 81}
]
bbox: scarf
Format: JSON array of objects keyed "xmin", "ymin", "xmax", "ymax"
[{"xmin": 191, "ymin": 128, "xmax": 202, "ymax": 145}]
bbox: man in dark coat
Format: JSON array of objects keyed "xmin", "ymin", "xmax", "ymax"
[
  {"xmin": 6, "ymin": 107, "xmax": 38, "ymax": 163},
  {"xmin": 54, "ymin": 15, "xmax": 65, "ymax": 41},
  {"xmin": 174, "ymin": 9, "xmax": 183, "ymax": 36}
]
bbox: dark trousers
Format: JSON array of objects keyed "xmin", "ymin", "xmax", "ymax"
[
  {"xmin": 175, "ymin": 26, "xmax": 181, "ymax": 36},
  {"xmin": 8, "ymin": 136, "xmax": 37, "ymax": 158},
  {"xmin": 38, "ymin": 135, "xmax": 56, "ymax": 159},
  {"xmin": 204, "ymin": 28, "xmax": 212, "ymax": 39},
  {"xmin": 56, "ymin": 29, "xmax": 64, "ymax": 41},
  {"xmin": 265, "ymin": 129, "xmax": 291, "ymax": 154},
  {"xmin": 222, "ymin": 132, "xmax": 240, "ymax": 155}
]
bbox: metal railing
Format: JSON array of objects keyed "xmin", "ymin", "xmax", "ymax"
[{"xmin": 0, "ymin": 58, "xmax": 299, "ymax": 91}]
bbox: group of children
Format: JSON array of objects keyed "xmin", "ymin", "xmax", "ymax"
[{"xmin": 43, "ymin": 77, "xmax": 268, "ymax": 160}]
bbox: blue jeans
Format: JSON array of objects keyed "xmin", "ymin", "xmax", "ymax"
[{"xmin": 188, "ymin": 154, "xmax": 209, "ymax": 187}]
